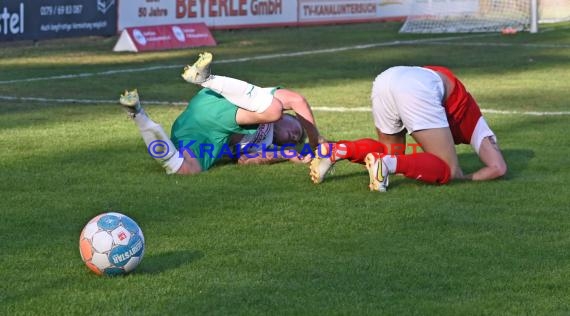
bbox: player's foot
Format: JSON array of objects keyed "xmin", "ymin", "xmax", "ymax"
[
  {"xmin": 119, "ymin": 89, "xmax": 142, "ymax": 117},
  {"xmin": 365, "ymin": 152, "xmax": 389, "ymax": 192},
  {"xmin": 181, "ymin": 52, "xmax": 213, "ymax": 84},
  {"xmin": 309, "ymin": 143, "xmax": 335, "ymax": 184}
]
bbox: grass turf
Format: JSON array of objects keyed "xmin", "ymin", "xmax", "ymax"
[{"xmin": 0, "ymin": 22, "xmax": 569, "ymax": 315}]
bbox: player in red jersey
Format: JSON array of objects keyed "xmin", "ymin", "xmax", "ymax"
[{"xmin": 310, "ymin": 66, "xmax": 507, "ymax": 192}]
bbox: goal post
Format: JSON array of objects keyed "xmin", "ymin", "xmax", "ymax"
[
  {"xmin": 399, "ymin": 0, "xmax": 539, "ymax": 34},
  {"xmin": 530, "ymin": 0, "xmax": 538, "ymax": 33}
]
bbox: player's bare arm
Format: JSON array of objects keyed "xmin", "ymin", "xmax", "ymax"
[
  {"xmin": 274, "ymin": 89, "xmax": 322, "ymax": 149},
  {"xmin": 237, "ymin": 150, "xmax": 310, "ymax": 165},
  {"xmin": 465, "ymin": 136, "xmax": 508, "ymax": 180}
]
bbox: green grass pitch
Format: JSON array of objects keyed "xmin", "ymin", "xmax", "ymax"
[{"xmin": 1, "ymin": 22, "xmax": 569, "ymax": 315}]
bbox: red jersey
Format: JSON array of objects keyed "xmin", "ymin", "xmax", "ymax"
[{"xmin": 423, "ymin": 66, "xmax": 482, "ymax": 145}]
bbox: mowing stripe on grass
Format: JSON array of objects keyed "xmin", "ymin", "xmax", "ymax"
[
  {"xmin": 1, "ymin": 95, "xmax": 568, "ymax": 116},
  {"xmin": 3, "ymin": 35, "xmax": 566, "ymax": 87},
  {"xmin": 0, "ymin": 34, "xmax": 497, "ymax": 85}
]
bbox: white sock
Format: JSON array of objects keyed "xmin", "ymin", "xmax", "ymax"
[
  {"xmin": 132, "ymin": 109, "xmax": 154, "ymax": 130},
  {"xmin": 201, "ymin": 75, "xmax": 274, "ymax": 113},
  {"xmin": 382, "ymin": 155, "xmax": 397, "ymax": 174},
  {"xmin": 133, "ymin": 111, "xmax": 184, "ymax": 174}
]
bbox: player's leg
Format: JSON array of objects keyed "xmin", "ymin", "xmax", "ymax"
[
  {"xmin": 119, "ymin": 89, "xmax": 200, "ymax": 175},
  {"xmin": 180, "ymin": 52, "xmax": 213, "ymax": 84},
  {"xmin": 370, "ymin": 67, "xmax": 409, "ymax": 155},
  {"xmin": 234, "ymin": 101, "xmax": 283, "ymax": 125},
  {"xmin": 201, "ymin": 76, "xmax": 278, "ymax": 113},
  {"xmin": 376, "ymin": 130, "xmax": 407, "ymax": 155},
  {"xmin": 365, "ymin": 148, "xmax": 452, "ymax": 192},
  {"xmin": 176, "ymin": 150, "xmax": 202, "ymax": 175},
  {"xmin": 335, "ymin": 138, "xmax": 389, "ymax": 163},
  {"xmin": 410, "ymin": 127, "xmax": 462, "ymax": 179},
  {"xmin": 309, "ymin": 138, "xmax": 388, "ymax": 184},
  {"xmin": 362, "ymin": 130, "xmax": 408, "ymax": 192},
  {"xmin": 365, "ymin": 152, "xmax": 390, "ymax": 192},
  {"xmin": 366, "ymin": 128, "xmax": 454, "ymax": 191},
  {"xmin": 181, "ymin": 52, "xmax": 276, "ymax": 114}
]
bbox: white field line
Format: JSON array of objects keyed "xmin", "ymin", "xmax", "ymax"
[
  {"xmin": 1, "ymin": 34, "xmax": 568, "ymax": 117},
  {"xmin": 0, "ymin": 95, "xmax": 567, "ymax": 116},
  {"xmin": 480, "ymin": 109, "xmax": 570, "ymax": 116},
  {"xmin": 1, "ymin": 34, "xmax": 567, "ymax": 86},
  {"xmin": 0, "ymin": 34, "xmax": 494, "ymax": 85},
  {"xmin": 414, "ymin": 41, "xmax": 570, "ymax": 48}
]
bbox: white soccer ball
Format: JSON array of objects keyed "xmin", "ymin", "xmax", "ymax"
[{"xmin": 79, "ymin": 212, "xmax": 145, "ymax": 276}]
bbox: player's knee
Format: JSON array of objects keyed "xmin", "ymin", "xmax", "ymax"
[
  {"xmin": 176, "ymin": 166, "xmax": 201, "ymax": 175},
  {"xmin": 175, "ymin": 153, "xmax": 203, "ymax": 175},
  {"xmin": 449, "ymin": 165, "xmax": 464, "ymax": 180}
]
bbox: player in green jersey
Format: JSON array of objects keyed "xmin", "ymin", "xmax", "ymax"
[{"xmin": 119, "ymin": 52, "xmax": 324, "ymax": 175}]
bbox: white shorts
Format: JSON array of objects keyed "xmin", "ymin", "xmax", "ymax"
[
  {"xmin": 371, "ymin": 66, "xmax": 448, "ymax": 135},
  {"xmin": 236, "ymin": 123, "xmax": 274, "ymax": 153}
]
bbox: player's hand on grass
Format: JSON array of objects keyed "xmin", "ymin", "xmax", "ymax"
[{"xmin": 287, "ymin": 152, "xmax": 312, "ymax": 164}]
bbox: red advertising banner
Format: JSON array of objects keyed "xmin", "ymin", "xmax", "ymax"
[{"xmin": 113, "ymin": 22, "xmax": 216, "ymax": 52}]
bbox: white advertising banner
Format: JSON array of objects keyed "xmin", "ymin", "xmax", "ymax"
[
  {"xmin": 406, "ymin": 0, "xmax": 478, "ymax": 15},
  {"xmin": 376, "ymin": 0, "xmax": 411, "ymax": 19},
  {"xmin": 118, "ymin": 0, "xmax": 299, "ymax": 31},
  {"xmin": 298, "ymin": 0, "xmax": 380, "ymax": 22},
  {"xmin": 118, "ymin": 0, "xmax": 426, "ymax": 32}
]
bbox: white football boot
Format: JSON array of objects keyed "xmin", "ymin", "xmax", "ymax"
[
  {"xmin": 119, "ymin": 89, "xmax": 142, "ymax": 118},
  {"xmin": 181, "ymin": 52, "xmax": 213, "ymax": 84},
  {"xmin": 365, "ymin": 152, "xmax": 389, "ymax": 192},
  {"xmin": 309, "ymin": 143, "xmax": 336, "ymax": 184}
]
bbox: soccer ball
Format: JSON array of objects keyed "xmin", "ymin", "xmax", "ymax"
[{"xmin": 79, "ymin": 212, "xmax": 145, "ymax": 276}]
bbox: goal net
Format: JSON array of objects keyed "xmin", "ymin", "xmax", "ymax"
[{"xmin": 399, "ymin": 0, "xmax": 533, "ymax": 33}]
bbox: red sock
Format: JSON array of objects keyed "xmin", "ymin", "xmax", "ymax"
[
  {"xmin": 395, "ymin": 153, "xmax": 451, "ymax": 184},
  {"xmin": 334, "ymin": 138, "xmax": 386, "ymax": 164}
]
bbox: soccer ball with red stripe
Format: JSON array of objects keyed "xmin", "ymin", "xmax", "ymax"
[{"xmin": 79, "ymin": 212, "xmax": 145, "ymax": 276}]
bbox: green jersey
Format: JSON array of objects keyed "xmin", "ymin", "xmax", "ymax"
[{"xmin": 170, "ymin": 88, "xmax": 258, "ymax": 171}]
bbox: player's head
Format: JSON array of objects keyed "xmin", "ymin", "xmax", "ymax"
[{"xmin": 273, "ymin": 113, "xmax": 306, "ymax": 146}]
